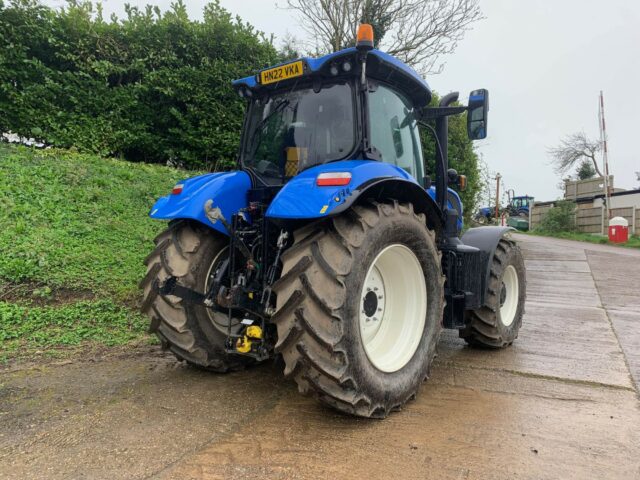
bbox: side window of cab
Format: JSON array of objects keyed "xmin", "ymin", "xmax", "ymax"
[{"xmin": 369, "ymin": 84, "xmax": 424, "ymax": 180}]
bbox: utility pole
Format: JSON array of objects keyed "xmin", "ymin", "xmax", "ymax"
[
  {"xmin": 494, "ymin": 173, "xmax": 502, "ymax": 220},
  {"xmin": 598, "ymin": 91, "xmax": 612, "ymax": 222}
]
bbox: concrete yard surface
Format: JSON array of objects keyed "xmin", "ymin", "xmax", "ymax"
[{"xmin": 1, "ymin": 234, "xmax": 639, "ymax": 479}]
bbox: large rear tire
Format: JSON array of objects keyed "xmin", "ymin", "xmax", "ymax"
[
  {"xmin": 272, "ymin": 201, "xmax": 444, "ymax": 418},
  {"xmin": 460, "ymin": 238, "xmax": 526, "ymax": 348},
  {"xmin": 139, "ymin": 221, "xmax": 253, "ymax": 372}
]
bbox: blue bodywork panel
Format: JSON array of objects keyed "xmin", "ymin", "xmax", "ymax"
[
  {"xmin": 427, "ymin": 186, "xmax": 464, "ymax": 233},
  {"xmin": 149, "ymin": 171, "xmax": 252, "ymax": 235},
  {"xmin": 233, "ymin": 48, "xmax": 431, "ymax": 107},
  {"xmin": 149, "ymin": 163, "xmax": 464, "ymax": 235},
  {"xmin": 265, "ymin": 160, "xmax": 415, "ymax": 219}
]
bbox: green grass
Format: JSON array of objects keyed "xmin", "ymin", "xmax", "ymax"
[
  {"xmin": 528, "ymin": 230, "xmax": 640, "ymax": 249},
  {"xmin": 0, "ymin": 143, "xmax": 201, "ymax": 361},
  {"xmin": 0, "ymin": 300, "xmax": 148, "ymax": 358}
]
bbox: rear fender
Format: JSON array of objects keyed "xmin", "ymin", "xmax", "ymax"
[
  {"xmin": 265, "ymin": 160, "xmax": 444, "ymax": 233},
  {"xmin": 149, "ymin": 171, "xmax": 251, "ymax": 235}
]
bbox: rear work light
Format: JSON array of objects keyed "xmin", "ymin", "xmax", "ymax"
[
  {"xmin": 171, "ymin": 183, "xmax": 184, "ymax": 194},
  {"xmin": 316, "ymin": 172, "xmax": 352, "ymax": 186}
]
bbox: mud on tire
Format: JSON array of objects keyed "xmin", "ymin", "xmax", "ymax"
[
  {"xmin": 460, "ymin": 238, "xmax": 526, "ymax": 348},
  {"xmin": 139, "ymin": 221, "xmax": 253, "ymax": 372},
  {"xmin": 272, "ymin": 201, "xmax": 444, "ymax": 418}
]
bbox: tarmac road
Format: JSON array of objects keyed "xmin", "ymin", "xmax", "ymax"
[{"xmin": 1, "ymin": 233, "xmax": 639, "ymax": 479}]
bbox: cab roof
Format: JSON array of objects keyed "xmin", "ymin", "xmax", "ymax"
[{"xmin": 233, "ymin": 47, "xmax": 432, "ymax": 107}]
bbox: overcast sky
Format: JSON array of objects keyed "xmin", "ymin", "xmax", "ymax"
[{"xmin": 43, "ymin": 0, "xmax": 640, "ymax": 201}]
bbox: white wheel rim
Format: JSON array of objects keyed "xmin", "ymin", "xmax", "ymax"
[
  {"xmin": 205, "ymin": 246, "xmax": 238, "ymax": 332},
  {"xmin": 499, "ymin": 265, "xmax": 519, "ymax": 327},
  {"xmin": 359, "ymin": 244, "xmax": 427, "ymax": 373}
]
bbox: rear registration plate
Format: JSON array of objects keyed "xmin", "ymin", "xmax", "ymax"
[{"xmin": 259, "ymin": 61, "xmax": 304, "ymax": 85}]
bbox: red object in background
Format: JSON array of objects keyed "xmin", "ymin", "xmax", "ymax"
[{"xmin": 608, "ymin": 217, "xmax": 629, "ymax": 243}]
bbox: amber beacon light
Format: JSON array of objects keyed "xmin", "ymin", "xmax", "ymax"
[{"xmin": 356, "ymin": 24, "xmax": 374, "ymax": 50}]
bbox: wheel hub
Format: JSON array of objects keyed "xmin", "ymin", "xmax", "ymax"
[
  {"xmin": 500, "ymin": 283, "xmax": 507, "ymax": 307},
  {"xmin": 360, "ymin": 264, "xmax": 386, "ymax": 348},
  {"xmin": 363, "ymin": 290, "xmax": 379, "ymax": 317}
]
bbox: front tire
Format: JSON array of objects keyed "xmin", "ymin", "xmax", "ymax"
[
  {"xmin": 139, "ymin": 221, "xmax": 253, "ymax": 372},
  {"xmin": 460, "ymin": 238, "xmax": 526, "ymax": 348},
  {"xmin": 272, "ymin": 201, "xmax": 444, "ymax": 418}
]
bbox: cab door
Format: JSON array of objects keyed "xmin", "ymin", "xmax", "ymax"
[{"xmin": 368, "ymin": 83, "xmax": 425, "ymax": 183}]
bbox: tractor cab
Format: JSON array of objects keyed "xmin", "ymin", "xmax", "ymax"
[
  {"xmin": 507, "ymin": 195, "xmax": 534, "ymax": 217},
  {"xmin": 511, "ymin": 196, "xmax": 532, "ymax": 210},
  {"xmin": 233, "ymin": 46, "xmax": 431, "ymax": 186},
  {"xmin": 232, "ymin": 26, "xmax": 488, "ymax": 234}
]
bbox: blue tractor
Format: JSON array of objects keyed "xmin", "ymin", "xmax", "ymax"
[
  {"xmin": 506, "ymin": 194, "xmax": 533, "ymax": 218},
  {"xmin": 140, "ymin": 25, "xmax": 526, "ymax": 418},
  {"xmin": 474, "ymin": 206, "xmax": 494, "ymax": 225}
]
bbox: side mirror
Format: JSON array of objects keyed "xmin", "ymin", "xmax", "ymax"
[{"xmin": 467, "ymin": 89, "xmax": 489, "ymax": 140}]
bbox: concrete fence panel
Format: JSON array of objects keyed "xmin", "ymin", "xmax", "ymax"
[
  {"xmin": 530, "ymin": 203, "xmax": 554, "ymax": 230},
  {"xmin": 564, "ymin": 176, "xmax": 613, "ymax": 200},
  {"xmin": 609, "ymin": 207, "xmax": 634, "ymax": 230},
  {"xmin": 576, "ymin": 207, "xmax": 604, "ymax": 233}
]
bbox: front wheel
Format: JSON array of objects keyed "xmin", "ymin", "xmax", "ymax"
[
  {"xmin": 460, "ymin": 238, "xmax": 526, "ymax": 348},
  {"xmin": 272, "ymin": 201, "xmax": 444, "ymax": 418}
]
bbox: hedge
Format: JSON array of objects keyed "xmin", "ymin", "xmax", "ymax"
[{"xmin": 0, "ymin": 0, "xmax": 279, "ymax": 169}]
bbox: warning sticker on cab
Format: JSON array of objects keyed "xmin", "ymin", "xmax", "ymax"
[{"xmin": 259, "ymin": 61, "xmax": 304, "ymax": 85}]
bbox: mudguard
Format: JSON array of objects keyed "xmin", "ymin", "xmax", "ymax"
[
  {"xmin": 461, "ymin": 226, "xmax": 515, "ymax": 303},
  {"xmin": 149, "ymin": 171, "xmax": 251, "ymax": 235},
  {"xmin": 265, "ymin": 160, "xmax": 416, "ymax": 219},
  {"xmin": 266, "ymin": 159, "xmax": 463, "ymax": 235}
]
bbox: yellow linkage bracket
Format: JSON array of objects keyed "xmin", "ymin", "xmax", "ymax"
[{"xmin": 235, "ymin": 325, "xmax": 263, "ymax": 353}]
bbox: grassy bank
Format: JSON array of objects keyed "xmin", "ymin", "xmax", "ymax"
[
  {"xmin": 0, "ymin": 144, "xmax": 197, "ymax": 361},
  {"xmin": 527, "ymin": 230, "xmax": 640, "ymax": 249}
]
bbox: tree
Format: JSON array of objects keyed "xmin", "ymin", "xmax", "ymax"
[
  {"xmin": 576, "ymin": 159, "xmax": 596, "ymax": 180},
  {"xmin": 284, "ymin": 0, "xmax": 483, "ymax": 74},
  {"xmin": 535, "ymin": 200, "xmax": 577, "ymax": 233},
  {"xmin": 279, "ymin": 32, "xmax": 302, "ymax": 62},
  {"xmin": 420, "ymin": 93, "xmax": 481, "ymax": 221},
  {"xmin": 548, "ymin": 132, "xmax": 603, "ymax": 178}
]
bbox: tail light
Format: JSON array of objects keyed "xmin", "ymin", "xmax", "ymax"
[
  {"xmin": 316, "ymin": 172, "xmax": 351, "ymax": 186},
  {"xmin": 171, "ymin": 183, "xmax": 184, "ymax": 194}
]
